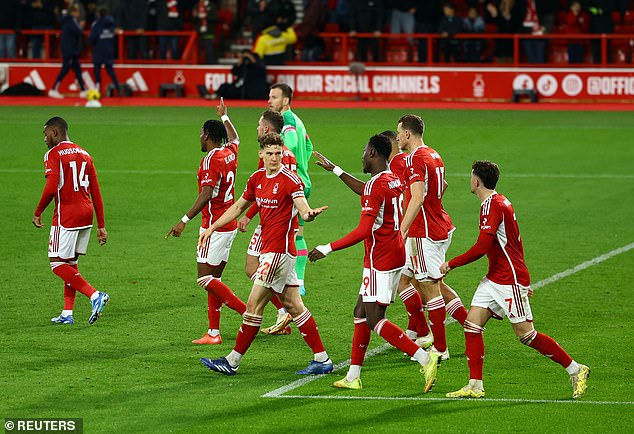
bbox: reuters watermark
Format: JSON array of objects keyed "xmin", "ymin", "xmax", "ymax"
[{"xmin": 4, "ymin": 419, "xmax": 82, "ymax": 433}]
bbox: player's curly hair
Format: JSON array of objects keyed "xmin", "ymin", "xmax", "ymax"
[
  {"xmin": 368, "ymin": 134, "xmax": 392, "ymax": 160},
  {"xmin": 261, "ymin": 110, "xmax": 284, "ymax": 134},
  {"xmin": 472, "ymin": 160, "xmax": 500, "ymax": 189},
  {"xmin": 259, "ymin": 132, "xmax": 284, "ymax": 149},
  {"xmin": 398, "ymin": 114, "xmax": 425, "ymax": 137},
  {"xmin": 380, "ymin": 130, "xmax": 397, "ymax": 142},
  {"xmin": 203, "ymin": 120, "xmax": 227, "ymax": 145}
]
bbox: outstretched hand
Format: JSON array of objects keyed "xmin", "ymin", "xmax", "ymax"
[
  {"xmin": 303, "ymin": 205, "xmax": 328, "ymax": 222},
  {"xmin": 313, "ymin": 151, "xmax": 335, "ymax": 172},
  {"xmin": 166, "ymin": 221, "xmax": 186, "ymax": 239},
  {"xmin": 32, "ymin": 214, "xmax": 43, "ymax": 228},
  {"xmin": 216, "ymin": 97, "xmax": 227, "ymax": 117},
  {"xmin": 308, "ymin": 247, "xmax": 326, "ymax": 262}
]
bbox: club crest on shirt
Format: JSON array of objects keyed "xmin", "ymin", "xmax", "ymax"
[{"xmin": 273, "ymin": 183, "xmax": 279, "ymax": 194}]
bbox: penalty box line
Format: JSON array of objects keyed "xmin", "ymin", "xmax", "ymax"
[{"xmin": 262, "ymin": 241, "xmax": 634, "ymax": 400}]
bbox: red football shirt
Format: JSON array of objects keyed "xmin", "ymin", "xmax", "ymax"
[
  {"xmin": 39, "ymin": 141, "xmax": 103, "ymax": 229},
  {"xmin": 242, "ymin": 167, "xmax": 304, "ymax": 256},
  {"xmin": 479, "ymin": 193, "xmax": 530, "ymax": 286},
  {"xmin": 198, "ymin": 140, "xmax": 239, "ymax": 231},
  {"xmin": 405, "ymin": 145, "xmax": 449, "ymax": 241},
  {"xmin": 360, "ymin": 171, "xmax": 406, "ymax": 271}
]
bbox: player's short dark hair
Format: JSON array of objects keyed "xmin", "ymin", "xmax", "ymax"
[
  {"xmin": 380, "ymin": 130, "xmax": 397, "ymax": 142},
  {"xmin": 261, "ymin": 109, "xmax": 284, "ymax": 134},
  {"xmin": 260, "ymin": 132, "xmax": 284, "ymax": 149},
  {"xmin": 270, "ymin": 83, "xmax": 293, "ymax": 104},
  {"xmin": 45, "ymin": 116, "xmax": 68, "ymax": 133},
  {"xmin": 472, "ymin": 160, "xmax": 500, "ymax": 189},
  {"xmin": 367, "ymin": 134, "xmax": 392, "ymax": 160},
  {"xmin": 203, "ymin": 120, "xmax": 227, "ymax": 144},
  {"xmin": 398, "ymin": 114, "xmax": 425, "ymax": 137}
]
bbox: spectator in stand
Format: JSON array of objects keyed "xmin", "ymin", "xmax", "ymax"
[
  {"xmin": 296, "ymin": 0, "xmax": 328, "ymax": 61},
  {"xmin": 89, "ymin": 7, "xmax": 119, "ymax": 93},
  {"xmin": 97, "ymin": 0, "xmax": 119, "ymax": 17},
  {"xmin": 487, "ymin": 0, "xmax": 522, "ymax": 63},
  {"xmin": 518, "ymin": 0, "xmax": 546, "ymax": 63},
  {"xmin": 586, "ymin": 0, "xmax": 614, "ymax": 64},
  {"xmin": 214, "ymin": 49, "xmax": 269, "ymax": 99},
  {"xmin": 157, "ymin": 0, "xmax": 183, "ymax": 59},
  {"xmin": 438, "ymin": 2, "xmax": 461, "ymax": 62},
  {"xmin": 48, "ymin": 5, "xmax": 86, "ymax": 99},
  {"xmin": 349, "ymin": 0, "xmax": 384, "ymax": 62},
  {"xmin": 28, "ymin": 0, "xmax": 56, "ymax": 59},
  {"xmin": 276, "ymin": 0, "xmax": 297, "ymax": 30},
  {"xmin": 194, "ymin": 0, "xmax": 218, "ymax": 64},
  {"xmin": 415, "ymin": 0, "xmax": 442, "ymax": 62},
  {"xmin": 391, "ymin": 0, "xmax": 417, "ymax": 36},
  {"xmin": 335, "ymin": 0, "xmax": 351, "ymax": 33},
  {"xmin": 116, "ymin": 0, "xmax": 148, "ymax": 59},
  {"xmin": 253, "ymin": 24, "xmax": 297, "ymax": 64},
  {"xmin": 463, "ymin": 6, "xmax": 485, "ymax": 62},
  {"xmin": 564, "ymin": 1, "xmax": 588, "ymax": 64},
  {"xmin": 248, "ymin": 0, "xmax": 279, "ymax": 38},
  {"xmin": 0, "ymin": 0, "xmax": 23, "ymax": 59}
]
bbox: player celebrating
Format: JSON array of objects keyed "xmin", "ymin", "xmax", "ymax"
[
  {"xmin": 308, "ymin": 134, "xmax": 439, "ymax": 392},
  {"xmin": 441, "ymin": 160, "xmax": 590, "ymax": 399},
  {"xmin": 268, "ymin": 83, "xmax": 313, "ymax": 297},
  {"xmin": 397, "ymin": 114, "xmax": 451, "ymax": 360},
  {"xmin": 311, "ymin": 133, "xmax": 429, "ymax": 345},
  {"xmin": 33, "ymin": 117, "xmax": 109, "ymax": 325},
  {"xmin": 237, "ymin": 109, "xmax": 297, "ymax": 335},
  {"xmin": 166, "ymin": 99, "xmax": 246, "ymax": 345},
  {"xmin": 199, "ymin": 133, "xmax": 333, "ymax": 376}
]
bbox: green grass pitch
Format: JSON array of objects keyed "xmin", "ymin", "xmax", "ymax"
[{"xmin": 1, "ymin": 105, "xmax": 633, "ymax": 433}]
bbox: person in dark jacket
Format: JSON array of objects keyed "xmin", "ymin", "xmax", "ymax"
[
  {"xmin": 49, "ymin": 5, "xmax": 86, "ymax": 98},
  {"xmin": 28, "ymin": 0, "xmax": 56, "ymax": 59},
  {"xmin": 115, "ymin": 0, "xmax": 148, "ymax": 59},
  {"xmin": 194, "ymin": 0, "xmax": 217, "ymax": 64},
  {"xmin": 585, "ymin": 0, "xmax": 614, "ymax": 63},
  {"xmin": 89, "ymin": 7, "xmax": 119, "ymax": 93},
  {"xmin": 350, "ymin": 0, "xmax": 384, "ymax": 62},
  {"xmin": 214, "ymin": 49, "xmax": 269, "ymax": 100},
  {"xmin": 0, "ymin": 0, "xmax": 23, "ymax": 59},
  {"xmin": 157, "ymin": 0, "xmax": 183, "ymax": 59},
  {"xmin": 438, "ymin": 2, "xmax": 462, "ymax": 62}
]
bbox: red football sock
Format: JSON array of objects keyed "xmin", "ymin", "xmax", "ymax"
[
  {"xmin": 446, "ymin": 297, "xmax": 468, "ymax": 326},
  {"xmin": 63, "ymin": 284, "xmax": 76, "ymax": 310},
  {"xmin": 464, "ymin": 321, "xmax": 485, "ymax": 380},
  {"xmin": 375, "ymin": 319, "xmax": 420, "ymax": 357},
  {"xmin": 198, "ymin": 276, "xmax": 246, "ymax": 315},
  {"xmin": 525, "ymin": 331, "xmax": 573, "ymax": 368},
  {"xmin": 270, "ymin": 294, "xmax": 284, "ymax": 310},
  {"xmin": 294, "ymin": 309, "xmax": 326, "ymax": 354},
  {"xmin": 427, "ymin": 296, "xmax": 447, "ymax": 352},
  {"xmin": 417, "ymin": 309, "xmax": 431, "ymax": 337},
  {"xmin": 207, "ymin": 291, "xmax": 222, "ymax": 330},
  {"xmin": 399, "ymin": 285, "xmax": 425, "ymax": 335},
  {"xmin": 234, "ymin": 313, "xmax": 262, "ymax": 355},
  {"xmin": 351, "ymin": 318, "xmax": 372, "ymax": 366},
  {"xmin": 51, "ymin": 262, "xmax": 96, "ymax": 298}
]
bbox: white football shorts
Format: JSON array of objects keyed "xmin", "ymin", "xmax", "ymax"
[
  {"xmin": 246, "ymin": 224, "xmax": 263, "ymax": 257},
  {"xmin": 402, "ymin": 236, "xmax": 450, "ymax": 281},
  {"xmin": 359, "ymin": 267, "xmax": 401, "ymax": 305},
  {"xmin": 471, "ymin": 277, "xmax": 533, "ymax": 324},
  {"xmin": 197, "ymin": 228, "xmax": 237, "ymax": 266},
  {"xmin": 48, "ymin": 226, "xmax": 91, "ymax": 259},
  {"xmin": 254, "ymin": 252, "xmax": 298, "ymax": 293}
]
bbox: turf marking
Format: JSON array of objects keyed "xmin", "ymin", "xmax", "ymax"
[
  {"xmin": 1, "ymin": 168, "xmax": 634, "ymax": 180},
  {"xmin": 272, "ymin": 395, "xmax": 634, "ymax": 405},
  {"xmin": 262, "ymin": 242, "xmax": 634, "ymax": 400}
]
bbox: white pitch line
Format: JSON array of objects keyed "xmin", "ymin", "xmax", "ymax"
[
  {"xmin": 276, "ymin": 395, "xmax": 634, "ymax": 405},
  {"xmin": 1, "ymin": 168, "xmax": 633, "ymax": 179},
  {"xmin": 262, "ymin": 242, "xmax": 634, "ymax": 400}
]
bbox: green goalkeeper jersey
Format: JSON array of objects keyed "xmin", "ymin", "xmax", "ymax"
[{"xmin": 282, "ymin": 110, "xmax": 313, "ymax": 189}]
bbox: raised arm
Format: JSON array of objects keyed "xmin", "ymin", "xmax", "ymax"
[
  {"xmin": 313, "ymin": 150, "xmax": 365, "ymax": 196},
  {"xmin": 216, "ymin": 98, "xmax": 239, "ymax": 144}
]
